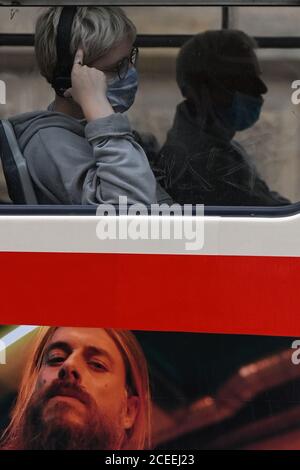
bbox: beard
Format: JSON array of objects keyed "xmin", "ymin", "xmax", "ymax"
[{"xmin": 18, "ymin": 379, "xmax": 125, "ymax": 450}]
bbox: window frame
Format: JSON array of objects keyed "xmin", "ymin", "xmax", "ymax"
[
  {"xmin": 1, "ymin": 1, "xmax": 300, "ymax": 5},
  {"xmin": 1, "ymin": 3, "xmax": 300, "ymax": 216},
  {"xmin": 0, "ymin": 203, "xmax": 297, "ymax": 217}
]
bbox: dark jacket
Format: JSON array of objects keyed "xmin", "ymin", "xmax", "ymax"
[{"xmin": 157, "ymin": 100, "xmax": 289, "ymax": 206}]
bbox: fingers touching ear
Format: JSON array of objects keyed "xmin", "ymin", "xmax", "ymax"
[
  {"xmin": 74, "ymin": 48, "xmax": 84, "ymax": 66},
  {"xmin": 63, "ymin": 88, "xmax": 73, "ymax": 99}
]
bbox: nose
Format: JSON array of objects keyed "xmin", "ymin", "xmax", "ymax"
[{"xmin": 58, "ymin": 362, "xmax": 81, "ymax": 383}]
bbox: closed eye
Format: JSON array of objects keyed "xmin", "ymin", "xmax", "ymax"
[{"xmin": 46, "ymin": 356, "xmax": 65, "ymax": 366}]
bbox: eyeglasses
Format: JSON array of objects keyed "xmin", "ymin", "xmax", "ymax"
[{"xmin": 104, "ymin": 47, "xmax": 139, "ymax": 81}]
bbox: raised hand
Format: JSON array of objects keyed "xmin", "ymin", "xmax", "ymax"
[{"xmin": 64, "ymin": 48, "xmax": 113, "ymax": 121}]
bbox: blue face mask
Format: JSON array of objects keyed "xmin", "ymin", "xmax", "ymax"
[
  {"xmin": 218, "ymin": 92, "xmax": 263, "ymax": 131},
  {"xmin": 106, "ymin": 67, "xmax": 138, "ymax": 113}
]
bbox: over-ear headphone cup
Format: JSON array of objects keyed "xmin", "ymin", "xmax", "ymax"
[
  {"xmin": 52, "ymin": 77, "xmax": 72, "ymax": 97},
  {"xmin": 52, "ymin": 7, "xmax": 78, "ymax": 96}
]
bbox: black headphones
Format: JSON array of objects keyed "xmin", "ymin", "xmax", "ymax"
[{"xmin": 51, "ymin": 7, "xmax": 78, "ymax": 97}]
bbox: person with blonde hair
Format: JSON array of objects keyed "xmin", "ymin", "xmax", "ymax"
[
  {"xmin": 8, "ymin": 7, "xmax": 157, "ymax": 205},
  {"xmin": 0, "ymin": 327, "xmax": 151, "ymax": 450}
]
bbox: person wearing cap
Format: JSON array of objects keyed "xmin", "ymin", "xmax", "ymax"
[{"xmin": 157, "ymin": 29, "xmax": 289, "ymax": 206}]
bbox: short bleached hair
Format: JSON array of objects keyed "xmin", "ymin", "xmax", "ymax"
[{"xmin": 35, "ymin": 7, "xmax": 137, "ymax": 83}]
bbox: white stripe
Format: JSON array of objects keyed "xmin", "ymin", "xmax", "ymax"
[
  {"xmin": 0, "ymin": 325, "xmax": 38, "ymax": 349},
  {"xmin": 0, "ymin": 214, "xmax": 298, "ymax": 257}
]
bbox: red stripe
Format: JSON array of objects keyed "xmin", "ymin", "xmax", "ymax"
[{"xmin": 0, "ymin": 252, "xmax": 298, "ymax": 336}]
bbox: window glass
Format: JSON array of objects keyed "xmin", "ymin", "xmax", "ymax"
[
  {"xmin": 0, "ymin": 7, "xmax": 40, "ymax": 33},
  {"xmin": 124, "ymin": 6, "xmax": 221, "ymax": 34},
  {"xmin": 236, "ymin": 49, "xmax": 300, "ymax": 203},
  {"xmin": 238, "ymin": 6, "xmax": 300, "ymax": 37},
  {"xmin": 0, "ymin": 6, "xmax": 221, "ymax": 34},
  {"xmin": 0, "ymin": 6, "xmax": 299, "ymax": 207}
]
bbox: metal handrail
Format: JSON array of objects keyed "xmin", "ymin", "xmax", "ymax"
[{"xmin": 2, "ymin": 33, "xmax": 300, "ymax": 48}]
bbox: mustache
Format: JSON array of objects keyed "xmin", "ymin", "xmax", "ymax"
[{"xmin": 43, "ymin": 379, "xmax": 92, "ymax": 406}]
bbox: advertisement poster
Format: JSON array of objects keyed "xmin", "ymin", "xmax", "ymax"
[{"xmin": 1, "ymin": 0, "xmax": 300, "ymax": 460}]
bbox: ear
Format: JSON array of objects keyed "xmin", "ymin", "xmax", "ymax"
[{"xmin": 123, "ymin": 394, "xmax": 139, "ymax": 430}]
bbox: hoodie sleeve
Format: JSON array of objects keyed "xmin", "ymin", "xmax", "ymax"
[
  {"xmin": 82, "ymin": 113, "xmax": 157, "ymax": 205},
  {"xmin": 23, "ymin": 112, "xmax": 157, "ymax": 205}
]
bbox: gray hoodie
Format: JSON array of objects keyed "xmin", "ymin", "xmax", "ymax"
[{"xmin": 8, "ymin": 109, "xmax": 159, "ymax": 205}]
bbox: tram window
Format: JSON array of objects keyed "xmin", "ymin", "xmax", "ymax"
[
  {"xmin": 235, "ymin": 47, "xmax": 300, "ymax": 204},
  {"xmin": 229, "ymin": 7, "xmax": 300, "ymax": 203},
  {"xmin": 238, "ymin": 7, "xmax": 300, "ymax": 37},
  {"xmin": 124, "ymin": 6, "xmax": 221, "ymax": 34},
  {"xmin": 0, "ymin": 6, "xmax": 300, "ymax": 208}
]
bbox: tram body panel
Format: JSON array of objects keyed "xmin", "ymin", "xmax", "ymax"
[{"xmin": 0, "ymin": 213, "xmax": 298, "ymax": 335}]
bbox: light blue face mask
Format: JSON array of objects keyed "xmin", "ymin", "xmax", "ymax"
[
  {"xmin": 218, "ymin": 92, "xmax": 263, "ymax": 131},
  {"xmin": 106, "ymin": 67, "xmax": 138, "ymax": 113}
]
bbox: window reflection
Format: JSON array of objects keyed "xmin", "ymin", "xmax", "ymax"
[
  {"xmin": 155, "ymin": 30, "xmax": 289, "ymax": 206},
  {"xmin": 0, "ymin": 7, "xmax": 299, "ymax": 207}
]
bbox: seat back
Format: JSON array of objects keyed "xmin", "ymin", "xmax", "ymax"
[{"xmin": 0, "ymin": 119, "xmax": 37, "ymax": 204}]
